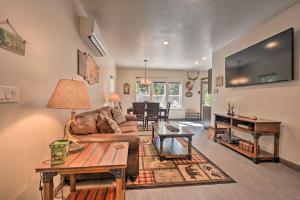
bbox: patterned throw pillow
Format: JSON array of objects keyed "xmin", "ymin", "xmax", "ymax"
[
  {"xmin": 97, "ymin": 106, "xmax": 113, "ymax": 119},
  {"xmin": 71, "ymin": 113, "xmax": 98, "ymax": 134},
  {"xmin": 96, "ymin": 114, "xmax": 105, "ymax": 132},
  {"xmin": 112, "ymin": 108, "xmax": 126, "ymax": 124},
  {"xmin": 98, "ymin": 115, "xmax": 121, "ymax": 134}
]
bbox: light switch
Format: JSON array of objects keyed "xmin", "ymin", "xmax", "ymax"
[
  {"xmin": 0, "ymin": 87, "xmax": 5, "ymax": 100},
  {"xmin": 5, "ymin": 88, "xmax": 13, "ymax": 100},
  {"xmin": 0, "ymin": 86, "xmax": 20, "ymax": 103}
]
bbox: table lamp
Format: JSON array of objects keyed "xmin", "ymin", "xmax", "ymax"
[
  {"xmin": 47, "ymin": 79, "xmax": 91, "ymax": 152},
  {"xmin": 109, "ymin": 93, "xmax": 121, "ymax": 109}
]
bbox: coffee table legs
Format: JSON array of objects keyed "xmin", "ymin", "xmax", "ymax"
[
  {"xmin": 187, "ymin": 136, "xmax": 192, "ymax": 160},
  {"xmin": 110, "ymin": 168, "xmax": 125, "ymax": 200},
  {"xmin": 158, "ymin": 136, "xmax": 192, "ymax": 161},
  {"xmin": 160, "ymin": 136, "xmax": 165, "ymax": 161}
]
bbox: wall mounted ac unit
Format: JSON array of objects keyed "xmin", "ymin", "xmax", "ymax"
[{"xmin": 79, "ymin": 16, "xmax": 107, "ymax": 57}]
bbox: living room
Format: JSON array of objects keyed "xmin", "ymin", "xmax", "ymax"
[{"xmin": 1, "ymin": 0, "xmax": 300, "ymax": 200}]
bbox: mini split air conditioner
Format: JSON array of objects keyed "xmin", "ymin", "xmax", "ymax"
[{"xmin": 79, "ymin": 16, "xmax": 107, "ymax": 57}]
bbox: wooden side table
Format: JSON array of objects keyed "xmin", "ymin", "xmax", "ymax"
[{"xmin": 36, "ymin": 142, "xmax": 129, "ymax": 200}]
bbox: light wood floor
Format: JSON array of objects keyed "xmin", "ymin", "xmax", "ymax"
[{"xmin": 126, "ymin": 123, "xmax": 300, "ymax": 200}]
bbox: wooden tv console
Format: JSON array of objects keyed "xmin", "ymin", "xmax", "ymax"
[{"xmin": 214, "ymin": 114, "xmax": 281, "ymax": 164}]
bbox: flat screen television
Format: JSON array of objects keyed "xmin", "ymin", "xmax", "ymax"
[{"xmin": 225, "ymin": 28, "xmax": 294, "ymax": 88}]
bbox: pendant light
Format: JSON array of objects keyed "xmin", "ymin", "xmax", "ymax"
[{"xmin": 141, "ymin": 59, "xmax": 151, "ymax": 87}]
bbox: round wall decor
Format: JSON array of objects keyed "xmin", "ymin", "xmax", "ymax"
[{"xmin": 185, "ymin": 91, "xmax": 193, "ymax": 97}]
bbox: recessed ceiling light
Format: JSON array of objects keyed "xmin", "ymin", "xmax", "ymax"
[
  {"xmin": 163, "ymin": 41, "xmax": 169, "ymax": 45},
  {"xmin": 202, "ymin": 57, "xmax": 207, "ymax": 60},
  {"xmin": 194, "ymin": 60, "xmax": 199, "ymax": 65}
]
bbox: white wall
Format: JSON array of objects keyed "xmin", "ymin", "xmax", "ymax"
[
  {"xmin": 212, "ymin": 3, "xmax": 300, "ymax": 165},
  {"xmin": 0, "ymin": 0, "xmax": 116, "ymax": 199},
  {"xmin": 117, "ymin": 67, "xmax": 207, "ymax": 119}
]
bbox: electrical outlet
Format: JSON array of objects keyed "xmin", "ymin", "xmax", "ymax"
[{"xmin": 0, "ymin": 86, "xmax": 20, "ymax": 103}]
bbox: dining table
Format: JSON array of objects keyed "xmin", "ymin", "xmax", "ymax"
[{"xmin": 126, "ymin": 106, "xmax": 167, "ymax": 115}]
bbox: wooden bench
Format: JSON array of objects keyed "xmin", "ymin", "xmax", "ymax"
[{"xmin": 185, "ymin": 112, "xmax": 201, "ymax": 121}]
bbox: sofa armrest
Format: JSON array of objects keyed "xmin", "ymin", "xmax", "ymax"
[
  {"xmin": 125, "ymin": 114, "xmax": 137, "ymax": 122},
  {"xmin": 75, "ymin": 133, "xmax": 139, "ymax": 152}
]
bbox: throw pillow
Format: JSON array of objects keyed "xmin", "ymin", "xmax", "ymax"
[
  {"xmin": 112, "ymin": 108, "xmax": 126, "ymax": 124},
  {"xmin": 96, "ymin": 114, "xmax": 106, "ymax": 133},
  {"xmin": 97, "ymin": 106, "xmax": 113, "ymax": 119},
  {"xmin": 71, "ymin": 113, "xmax": 98, "ymax": 134},
  {"xmin": 98, "ymin": 116, "xmax": 121, "ymax": 134}
]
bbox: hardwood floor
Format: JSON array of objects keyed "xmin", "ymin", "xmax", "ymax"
[{"xmin": 126, "ymin": 123, "xmax": 300, "ymax": 200}]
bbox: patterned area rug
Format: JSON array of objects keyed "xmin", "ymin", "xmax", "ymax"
[{"xmin": 126, "ymin": 134, "xmax": 235, "ymax": 189}]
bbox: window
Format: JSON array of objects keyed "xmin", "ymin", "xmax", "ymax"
[
  {"xmin": 201, "ymin": 82, "xmax": 212, "ymax": 107},
  {"xmin": 136, "ymin": 81, "xmax": 150, "ymax": 101},
  {"xmin": 204, "ymin": 91, "xmax": 212, "ymax": 106},
  {"xmin": 135, "ymin": 81, "xmax": 182, "ymax": 109},
  {"xmin": 168, "ymin": 82, "xmax": 182, "ymax": 109},
  {"xmin": 152, "ymin": 82, "xmax": 166, "ymax": 107},
  {"xmin": 109, "ymin": 75, "xmax": 115, "ymax": 94}
]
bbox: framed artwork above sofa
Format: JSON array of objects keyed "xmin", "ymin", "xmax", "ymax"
[{"xmin": 77, "ymin": 49, "xmax": 99, "ymax": 85}]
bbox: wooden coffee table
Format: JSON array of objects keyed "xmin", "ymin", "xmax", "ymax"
[
  {"xmin": 35, "ymin": 142, "xmax": 128, "ymax": 200},
  {"xmin": 152, "ymin": 122, "xmax": 194, "ymax": 161}
]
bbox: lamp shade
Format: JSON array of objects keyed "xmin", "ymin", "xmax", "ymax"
[
  {"xmin": 47, "ymin": 79, "xmax": 91, "ymax": 110},
  {"xmin": 109, "ymin": 93, "xmax": 120, "ymax": 102}
]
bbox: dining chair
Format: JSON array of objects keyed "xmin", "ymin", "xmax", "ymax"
[
  {"xmin": 146, "ymin": 102, "xmax": 160, "ymax": 130},
  {"xmin": 132, "ymin": 102, "xmax": 146, "ymax": 128},
  {"xmin": 159, "ymin": 102, "xmax": 171, "ymax": 122}
]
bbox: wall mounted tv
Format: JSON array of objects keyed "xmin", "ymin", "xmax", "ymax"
[{"xmin": 225, "ymin": 28, "xmax": 294, "ymax": 88}]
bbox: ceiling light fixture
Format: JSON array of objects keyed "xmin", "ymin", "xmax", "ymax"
[
  {"xmin": 194, "ymin": 60, "xmax": 199, "ymax": 65},
  {"xmin": 163, "ymin": 41, "xmax": 169, "ymax": 45},
  {"xmin": 202, "ymin": 57, "xmax": 207, "ymax": 60},
  {"xmin": 141, "ymin": 60, "xmax": 152, "ymax": 87}
]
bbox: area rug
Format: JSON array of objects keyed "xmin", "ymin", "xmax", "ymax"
[{"xmin": 126, "ymin": 135, "xmax": 235, "ymax": 189}]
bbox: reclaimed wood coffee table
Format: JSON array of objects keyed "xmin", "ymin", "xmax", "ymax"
[
  {"xmin": 35, "ymin": 142, "xmax": 128, "ymax": 200},
  {"xmin": 152, "ymin": 122, "xmax": 194, "ymax": 161}
]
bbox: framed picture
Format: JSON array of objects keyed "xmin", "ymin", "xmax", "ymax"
[
  {"xmin": 77, "ymin": 49, "xmax": 86, "ymax": 77},
  {"xmin": 0, "ymin": 28, "xmax": 26, "ymax": 56},
  {"xmin": 215, "ymin": 76, "xmax": 224, "ymax": 87},
  {"xmin": 123, "ymin": 83, "xmax": 130, "ymax": 94},
  {"xmin": 77, "ymin": 50, "xmax": 100, "ymax": 85}
]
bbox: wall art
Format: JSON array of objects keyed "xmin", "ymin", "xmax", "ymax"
[
  {"xmin": 77, "ymin": 49, "xmax": 99, "ymax": 85},
  {"xmin": 0, "ymin": 19, "xmax": 26, "ymax": 56},
  {"xmin": 123, "ymin": 83, "xmax": 130, "ymax": 94},
  {"xmin": 215, "ymin": 76, "xmax": 224, "ymax": 87}
]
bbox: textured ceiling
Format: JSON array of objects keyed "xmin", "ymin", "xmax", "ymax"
[{"xmin": 80, "ymin": 0, "xmax": 299, "ymax": 70}]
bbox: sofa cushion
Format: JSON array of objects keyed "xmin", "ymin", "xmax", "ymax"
[
  {"xmin": 112, "ymin": 108, "xmax": 126, "ymax": 124},
  {"xmin": 71, "ymin": 112, "xmax": 98, "ymax": 135},
  {"xmin": 118, "ymin": 121, "xmax": 138, "ymax": 128},
  {"xmin": 98, "ymin": 117, "xmax": 121, "ymax": 134},
  {"xmin": 120, "ymin": 126, "xmax": 138, "ymax": 133},
  {"xmin": 125, "ymin": 114, "xmax": 137, "ymax": 121},
  {"xmin": 95, "ymin": 106, "xmax": 113, "ymax": 119}
]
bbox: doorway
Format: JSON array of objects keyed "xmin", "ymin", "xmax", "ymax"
[{"xmin": 200, "ymin": 78, "xmax": 212, "ymax": 126}]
